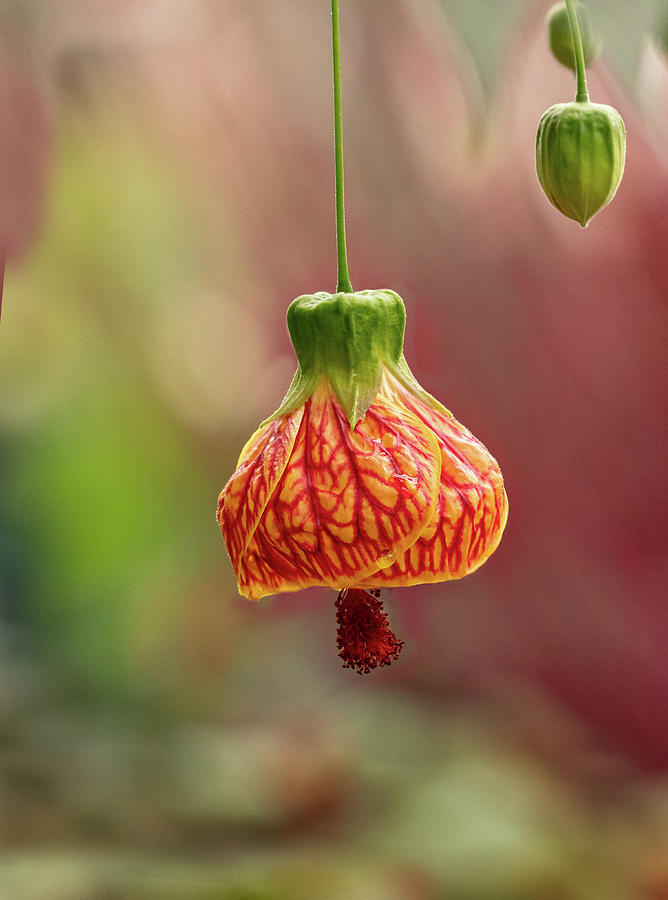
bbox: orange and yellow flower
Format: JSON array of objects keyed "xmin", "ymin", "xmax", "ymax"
[{"xmin": 217, "ymin": 289, "xmax": 508, "ymax": 673}]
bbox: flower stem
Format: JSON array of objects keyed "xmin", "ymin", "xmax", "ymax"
[
  {"xmin": 565, "ymin": 0, "xmax": 589, "ymax": 103},
  {"xmin": 331, "ymin": 0, "xmax": 353, "ymax": 293}
]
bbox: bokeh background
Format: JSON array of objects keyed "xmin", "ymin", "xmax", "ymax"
[{"xmin": 2, "ymin": 0, "xmax": 668, "ymax": 897}]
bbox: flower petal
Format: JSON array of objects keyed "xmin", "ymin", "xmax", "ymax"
[
  {"xmin": 217, "ymin": 408, "xmax": 304, "ymax": 584},
  {"xmin": 235, "ymin": 384, "xmax": 441, "ymax": 600},
  {"xmin": 361, "ymin": 383, "xmax": 508, "ymax": 587}
]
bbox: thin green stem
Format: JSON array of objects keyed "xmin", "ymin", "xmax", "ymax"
[
  {"xmin": 565, "ymin": 0, "xmax": 589, "ymax": 103},
  {"xmin": 331, "ymin": 0, "xmax": 353, "ymax": 293}
]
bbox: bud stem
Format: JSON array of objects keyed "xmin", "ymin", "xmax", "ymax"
[
  {"xmin": 565, "ymin": 0, "xmax": 590, "ymax": 103},
  {"xmin": 331, "ymin": 0, "xmax": 353, "ymax": 293}
]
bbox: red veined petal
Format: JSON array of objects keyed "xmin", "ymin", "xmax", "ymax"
[
  {"xmin": 361, "ymin": 376, "xmax": 508, "ymax": 587},
  {"xmin": 217, "ymin": 408, "xmax": 304, "ymax": 589},
  {"xmin": 235, "ymin": 383, "xmax": 441, "ymax": 600}
]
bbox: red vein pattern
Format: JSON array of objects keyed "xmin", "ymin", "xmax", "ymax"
[
  {"xmin": 218, "ymin": 408, "xmax": 304, "ymax": 578},
  {"xmin": 218, "ymin": 381, "xmax": 441, "ymax": 600},
  {"xmin": 360, "ymin": 372, "xmax": 508, "ymax": 586},
  {"xmin": 218, "ymin": 371, "xmax": 507, "ymax": 600}
]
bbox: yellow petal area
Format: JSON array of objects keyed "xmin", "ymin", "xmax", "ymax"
[
  {"xmin": 217, "ymin": 407, "xmax": 304, "ymax": 579},
  {"xmin": 233, "ymin": 382, "xmax": 441, "ymax": 600},
  {"xmin": 360, "ymin": 372, "xmax": 508, "ymax": 588}
]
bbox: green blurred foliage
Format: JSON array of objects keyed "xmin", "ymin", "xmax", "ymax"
[{"xmin": 1, "ymin": 112, "xmax": 218, "ymax": 702}]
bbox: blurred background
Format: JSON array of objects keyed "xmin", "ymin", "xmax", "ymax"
[{"xmin": 2, "ymin": 0, "xmax": 668, "ymax": 897}]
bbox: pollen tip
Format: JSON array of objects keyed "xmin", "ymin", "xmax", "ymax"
[{"xmin": 334, "ymin": 588, "xmax": 403, "ymax": 675}]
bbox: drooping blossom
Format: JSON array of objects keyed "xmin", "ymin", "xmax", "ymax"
[{"xmin": 218, "ymin": 289, "xmax": 508, "ymax": 673}]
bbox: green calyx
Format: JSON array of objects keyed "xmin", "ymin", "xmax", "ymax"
[
  {"xmin": 535, "ymin": 101, "xmax": 626, "ymax": 227},
  {"xmin": 547, "ymin": 2, "xmax": 601, "ymax": 72},
  {"xmin": 264, "ymin": 289, "xmax": 446, "ymax": 429}
]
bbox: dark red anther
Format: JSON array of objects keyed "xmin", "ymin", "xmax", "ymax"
[{"xmin": 334, "ymin": 588, "xmax": 403, "ymax": 675}]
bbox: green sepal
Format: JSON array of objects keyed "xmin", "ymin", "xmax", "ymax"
[
  {"xmin": 260, "ymin": 365, "xmax": 321, "ymax": 428},
  {"xmin": 387, "ymin": 354, "xmax": 453, "ymax": 419},
  {"xmin": 265, "ymin": 289, "xmax": 406, "ymax": 429},
  {"xmin": 263, "ymin": 289, "xmax": 454, "ymax": 430}
]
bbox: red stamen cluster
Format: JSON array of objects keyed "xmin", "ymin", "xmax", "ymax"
[{"xmin": 334, "ymin": 588, "xmax": 403, "ymax": 675}]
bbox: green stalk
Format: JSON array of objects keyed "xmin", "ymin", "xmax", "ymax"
[
  {"xmin": 331, "ymin": 0, "xmax": 353, "ymax": 293},
  {"xmin": 565, "ymin": 0, "xmax": 590, "ymax": 103}
]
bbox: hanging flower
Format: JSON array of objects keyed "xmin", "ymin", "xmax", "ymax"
[{"xmin": 217, "ymin": 289, "xmax": 508, "ymax": 673}]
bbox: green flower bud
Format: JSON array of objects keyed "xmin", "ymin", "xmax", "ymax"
[
  {"xmin": 547, "ymin": 2, "xmax": 602, "ymax": 71},
  {"xmin": 535, "ymin": 101, "xmax": 626, "ymax": 227}
]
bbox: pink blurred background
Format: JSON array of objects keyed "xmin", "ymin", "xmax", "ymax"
[{"xmin": 3, "ymin": 1, "xmax": 668, "ymax": 896}]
